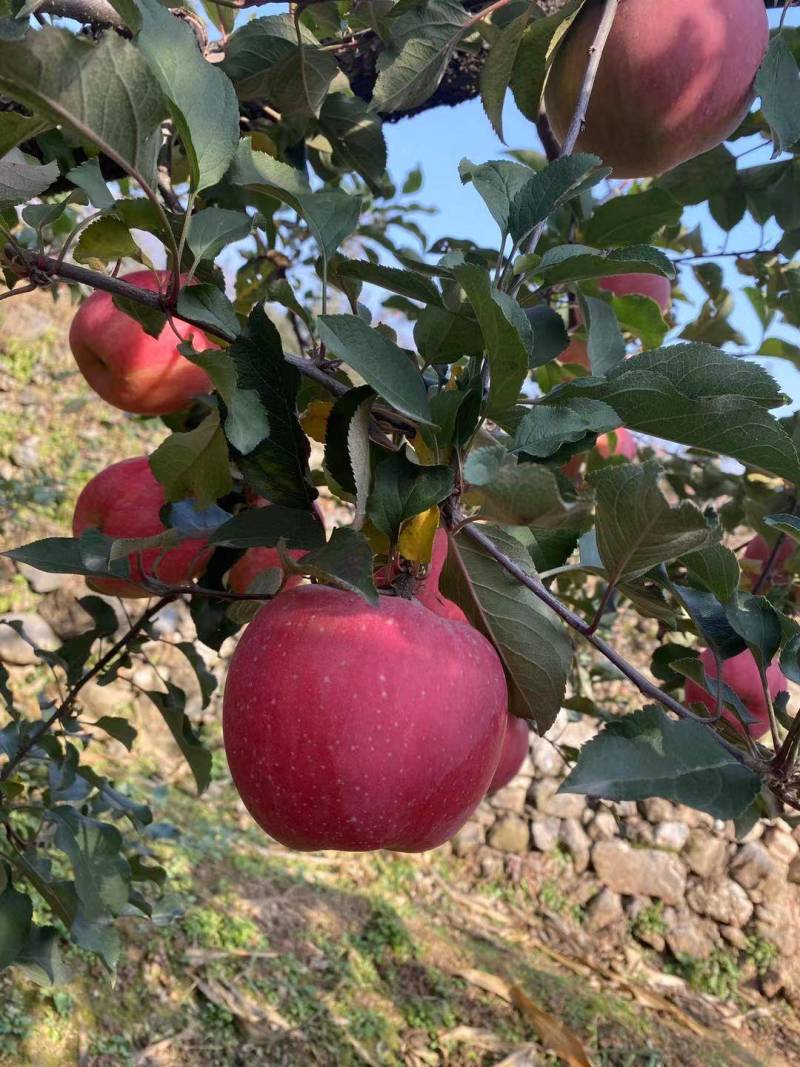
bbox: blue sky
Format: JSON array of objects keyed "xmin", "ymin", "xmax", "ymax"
[{"xmin": 380, "ymin": 6, "xmax": 800, "ymax": 407}]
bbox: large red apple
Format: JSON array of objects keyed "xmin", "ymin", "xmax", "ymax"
[
  {"xmin": 72, "ymin": 456, "xmax": 210, "ymax": 598},
  {"xmin": 415, "ymin": 528, "xmax": 470, "ymax": 624},
  {"xmin": 69, "ymin": 270, "xmax": 214, "ymax": 415},
  {"xmin": 598, "ymin": 274, "xmax": 671, "ymax": 315},
  {"xmin": 223, "ymin": 585, "xmax": 508, "ymax": 851},
  {"xmin": 544, "ymin": 0, "xmax": 768, "ymax": 178},
  {"xmin": 487, "ymin": 714, "xmax": 530, "ymax": 794},
  {"xmin": 684, "ymin": 648, "xmax": 787, "ymax": 740},
  {"xmin": 743, "ymin": 536, "xmax": 795, "ymax": 590}
]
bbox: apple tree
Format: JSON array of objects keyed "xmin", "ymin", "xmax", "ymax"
[{"xmin": 1, "ymin": 0, "xmax": 800, "ymax": 981}]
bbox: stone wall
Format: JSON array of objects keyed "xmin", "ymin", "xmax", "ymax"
[{"xmin": 447, "ymin": 711, "xmax": 800, "ymax": 1006}]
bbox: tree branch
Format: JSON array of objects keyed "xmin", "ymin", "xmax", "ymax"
[{"xmin": 0, "ymin": 595, "xmax": 176, "ymax": 783}]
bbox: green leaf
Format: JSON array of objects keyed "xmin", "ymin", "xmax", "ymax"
[
  {"xmin": 113, "ymin": 0, "xmax": 239, "ymax": 191},
  {"xmin": 371, "ymin": 0, "xmax": 470, "ymax": 114},
  {"xmin": 142, "ymin": 682, "xmax": 212, "ymax": 794},
  {"xmin": 671, "ymin": 584, "xmax": 746, "ymax": 661},
  {"xmin": 525, "ymin": 305, "xmax": 569, "ymax": 364},
  {"xmin": 324, "ymin": 384, "xmax": 375, "ymax": 497},
  {"xmin": 228, "ymin": 138, "xmax": 311, "ymax": 199},
  {"xmin": 176, "ymin": 284, "xmax": 240, "ymax": 340},
  {"xmin": 367, "ymin": 450, "xmax": 453, "ymax": 540},
  {"xmin": 764, "ymin": 513, "xmax": 800, "ymax": 542},
  {"xmin": 16, "ymin": 924, "xmax": 67, "ymax": 987},
  {"xmin": 0, "ymin": 151, "xmax": 58, "ymax": 207},
  {"xmin": 464, "ymin": 450, "xmax": 592, "ymax": 530},
  {"xmin": 611, "ymin": 294, "xmax": 669, "ymax": 351},
  {"xmin": 536, "ymin": 244, "xmax": 675, "ymax": 286},
  {"xmin": 179, "ymin": 344, "xmax": 269, "ymax": 458},
  {"xmin": 92, "ymin": 717, "xmax": 137, "ymax": 751},
  {"xmin": 0, "ymin": 27, "xmax": 166, "ymax": 183},
  {"xmin": 560, "ymin": 705, "xmax": 761, "ymax": 821},
  {"xmin": 74, "ymin": 216, "xmax": 140, "ymax": 266},
  {"xmin": 755, "ymin": 31, "xmax": 800, "ymax": 156},
  {"xmin": 269, "ymin": 45, "xmax": 338, "ymax": 118},
  {"xmin": 112, "ymin": 294, "xmax": 166, "ymax": 340},
  {"xmin": 414, "ymin": 305, "xmax": 484, "ymax": 363},
  {"xmin": 682, "ymin": 543, "xmax": 740, "ymax": 603},
  {"xmin": 453, "ymin": 262, "xmax": 529, "ymax": 420},
  {"xmin": 149, "ymin": 410, "xmax": 233, "ymax": 508},
  {"xmin": 459, "ymin": 158, "xmax": 533, "ymax": 236},
  {"xmin": 480, "ymin": 9, "xmax": 532, "ymax": 141},
  {"xmin": 209, "ymin": 506, "xmax": 325, "ymax": 550},
  {"xmin": 51, "ymin": 808, "xmax": 131, "ymax": 923},
  {"xmin": 66, "ymin": 158, "xmax": 115, "ymax": 209},
  {"xmin": 725, "ymin": 592, "xmax": 782, "ymax": 671},
  {"xmin": 187, "ymin": 208, "xmax": 252, "ymax": 267},
  {"xmin": 513, "ymin": 398, "xmax": 621, "ymax": 459},
  {"xmin": 317, "ymin": 314, "xmax": 433, "ymax": 426},
  {"xmin": 441, "ymin": 525, "xmax": 572, "ymax": 730},
  {"xmin": 0, "ymin": 110, "xmax": 50, "ymax": 157},
  {"xmin": 509, "ymin": 154, "xmax": 605, "ymax": 245},
  {"xmin": 657, "ymin": 145, "xmax": 737, "ymax": 206},
  {"xmin": 288, "ymin": 526, "xmax": 378, "ymax": 605},
  {"xmin": 555, "ymin": 344, "xmax": 800, "ymax": 484},
  {"xmin": 330, "ymin": 257, "xmax": 442, "ymax": 306},
  {"xmin": 581, "ymin": 294, "xmax": 625, "ymax": 376},
  {"xmin": 175, "ymin": 642, "xmax": 217, "ymax": 710},
  {"xmin": 230, "ymin": 307, "xmax": 316, "ymax": 509},
  {"xmin": 319, "ymin": 93, "xmax": 388, "ymax": 193},
  {"xmin": 0, "ymin": 869, "xmax": 33, "ymax": 969},
  {"xmin": 582, "ymin": 188, "xmax": 682, "ymax": 247},
  {"xmin": 590, "ymin": 460, "xmax": 712, "ymax": 583},
  {"xmin": 3, "ymin": 532, "xmax": 130, "ymax": 581},
  {"xmin": 221, "ymin": 14, "xmax": 311, "ymax": 97},
  {"xmin": 509, "ymin": 0, "xmax": 587, "ymax": 122}
]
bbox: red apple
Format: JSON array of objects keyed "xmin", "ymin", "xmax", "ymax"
[
  {"xmin": 743, "ymin": 536, "xmax": 795, "ymax": 590},
  {"xmin": 72, "ymin": 456, "xmax": 210, "ymax": 598},
  {"xmin": 69, "ymin": 270, "xmax": 215, "ymax": 415},
  {"xmin": 544, "ymin": 0, "xmax": 768, "ymax": 178},
  {"xmin": 596, "ymin": 427, "xmax": 637, "ymax": 461},
  {"xmin": 599, "ymin": 274, "xmax": 672, "ymax": 315},
  {"xmin": 487, "ymin": 714, "xmax": 530, "ymax": 794},
  {"xmin": 223, "ymin": 585, "xmax": 508, "ymax": 851},
  {"xmin": 558, "ymin": 337, "xmax": 590, "ymax": 369},
  {"xmin": 416, "ymin": 527, "xmax": 469, "ymax": 623},
  {"xmin": 684, "ymin": 648, "xmax": 787, "ymax": 740}
]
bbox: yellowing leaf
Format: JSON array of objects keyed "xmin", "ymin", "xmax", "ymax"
[
  {"xmin": 398, "ymin": 506, "xmax": 440, "ymax": 565},
  {"xmin": 510, "ymin": 985, "xmax": 592, "ymax": 1067},
  {"xmin": 300, "ymin": 399, "xmax": 333, "ymax": 442}
]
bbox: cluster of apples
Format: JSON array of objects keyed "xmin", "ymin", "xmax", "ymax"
[{"xmin": 67, "ymin": 286, "xmax": 530, "ymax": 851}]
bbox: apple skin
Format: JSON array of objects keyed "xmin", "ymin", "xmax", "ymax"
[
  {"xmin": 69, "ymin": 270, "xmax": 214, "ymax": 415},
  {"xmin": 544, "ymin": 0, "xmax": 768, "ymax": 178},
  {"xmin": 72, "ymin": 456, "xmax": 210, "ymax": 598},
  {"xmin": 222, "ymin": 585, "xmax": 508, "ymax": 852},
  {"xmin": 685, "ymin": 648, "xmax": 787, "ymax": 740},
  {"xmin": 598, "ymin": 274, "xmax": 672, "ymax": 315},
  {"xmin": 743, "ymin": 536, "xmax": 794, "ymax": 590},
  {"xmin": 596, "ymin": 427, "xmax": 637, "ymax": 461},
  {"xmin": 415, "ymin": 528, "xmax": 470, "ymax": 623},
  {"xmin": 558, "ymin": 337, "xmax": 590, "ymax": 369},
  {"xmin": 487, "ymin": 714, "xmax": 530, "ymax": 794}
]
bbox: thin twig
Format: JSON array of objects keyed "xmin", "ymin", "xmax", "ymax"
[{"xmin": 0, "ymin": 596, "xmax": 176, "ymax": 783}]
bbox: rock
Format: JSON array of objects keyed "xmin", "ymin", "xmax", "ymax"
[
  {"xmin": 640, "ymin": 798, "xmax": 675, "ymax": 823},
  {"xmin": 585, "ymin": 888, "xmax": 623, "ymax": 933},
  {"xmin": 763, "ymin": 827, "xmax": 800, "ymax": 867},
  {"xmin": 654, "ymin": 821, "xmax": 690, "ymax": 852},
  {"xmin": 478, "ymin": 849, "xmax": 504, "ymax": 879},
  {"xmin": 15, "ymin": 562, "xmax": 64, "ymax": 594},
  {"xmin": 591, "ymin": 841, "xmax": 686, "ymax": 905},
  {"xmin": 683, "ymin": 830, "xmax": 728, "ymax": 879},
  {"xmin": 530, "ymin": 816, "xmax": 561, "ymax": 853},
  {"xmin": 531, "ymin": 778, "xmax": 586, "ymax": 820},
  {"xmin": 739, "ymin": 822, "xmax": 764, "ymax": 844},
  {"xmin": 608, "ymin": 800, "xmax": 638, "ymax": 818},
  {"xmin": 38, "ymin": 590, "xmax": 95, "ymax": 640},
  {"xmin": 756, "ymin": 884, "xmax": 800, "ymax": 958},
  {"xmin": 79, "ymin": 680, "xmax": 135, "ymax": 717},
  {"xmin": 11, "ymin": 439, "xmax": 39, "ymax": 470},
  {"xmin": 720, "ymin": 925, "xmax": 749, "ymax": 950},
  {"xmin": 0, "ymin": 613, "xmax": 58, "ymax": 665},
  {"xmin": 488, "ymin": 814, "xmax": 529, "ymax": 854},
  {"xmin": 788, "ymin": 856, "xmax": 800, "ymax": 885},
  {"xmin": 730, "ymin": 842, "xmax": 776, "ymax": 890},
  {"xmin": 686, "ymin": 878, "xmax": 753, "ymax": 928},
  {"xmin": 663, "ymin": 907, "xmax": 715, "ymax": 959},
  {"xmin": 450, "ymin": 822, "xmax": 485, "ymax": 857},
  {"xmin": 622, "ymin": 816, "xmax": 654, "ymax": 846},
  {"xmin": 531, "ymin": 737, "xmax": 563, "ymax": 777},
  {"xmin": 560, "ymin": 818, "xmax": 591, "ymax": 874},
  {"xmin": 489, "ymin": 783, "xmax": 528, "ymax": 816},
  {"xmin": 587, "ymin": 810, "xmax": 618, "ymax": 841},
  {"xmin": 760, "ymin": 969, "xmax": 785, "ymax": 1000}
]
